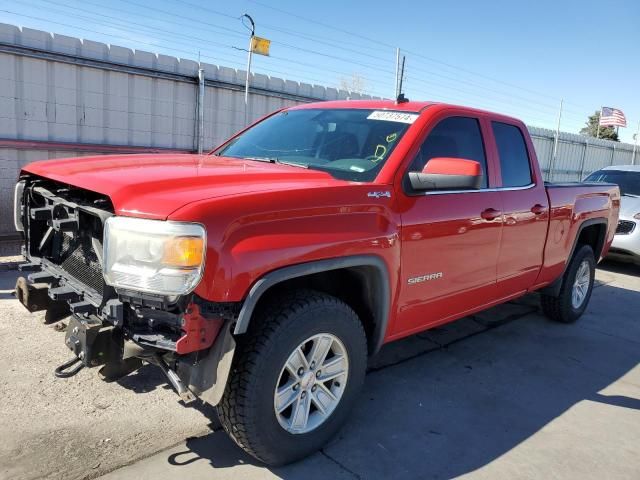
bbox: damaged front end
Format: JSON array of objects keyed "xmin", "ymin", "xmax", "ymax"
[{"xmin": 13, "ymin": 175, "xmax": 238, "ymax": 405}]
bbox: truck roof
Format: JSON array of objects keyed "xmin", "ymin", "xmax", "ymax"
[
  {"xmin": 289, "ymin": 99, "xmax": 519, "ymax": 122},
  {"xmin": 290, "ymin": 99, "xmax": 436, "ymax": 113}
]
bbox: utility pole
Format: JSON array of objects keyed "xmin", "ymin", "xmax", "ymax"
[
  {"xmin": 549, "ymin": 99, "xmax": 563, "ymax": 181},
  {"xmin": 632, "ymin": 120, "xmax": 640, "ymax": 165},
  {"xmin": 241, "ymin": 14, "xmax": 255, "ymax": 127},
  {"xmin": 196, "ymin": 67, "xmax": 205, "ymax": 154}
]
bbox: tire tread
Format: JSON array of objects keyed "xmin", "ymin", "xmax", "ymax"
[
  {"xmin": 540, "ymin": 245, "xmax": 595, "ymax": 323},
  {"xmin": 218, "ymin": 289, "xmax": 366, "ymax": 465}
]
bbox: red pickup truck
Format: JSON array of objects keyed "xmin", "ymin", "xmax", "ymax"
[{"xmin": 14, "ymin": 100, "xmax": 619, "ymax": 465}]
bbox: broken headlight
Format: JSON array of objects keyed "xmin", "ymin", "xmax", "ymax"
[
  {"xmin": 14, "ymin": 180, "xmax": 26, "ymax": 232},
  {"xmin": 103, "ymin": 217, "xmax": 206, "ymax": 296}
]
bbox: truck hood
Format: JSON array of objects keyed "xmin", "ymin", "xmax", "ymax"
[
  {"xmin": 619, "ymin": 194, "xmax": 640, "ymax": 219},
  {"xmin": 22, "ymin": 154, "xmax": 346, "ymax": 219}
]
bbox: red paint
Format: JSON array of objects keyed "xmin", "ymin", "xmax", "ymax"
[
  {"xmin": 1, "ymin": 138, "xmax": 191, "ymax": 154},
  {"xmin": 423, "ymin": 157, "xmax": 482, "ymax": 176},
  {"xmin": 175, "ymin": 304, "xmax": 223, "ymax": 355},
  {"xmin": 21, "ymin": 100, "xmax": 620, "ymax": 348}
]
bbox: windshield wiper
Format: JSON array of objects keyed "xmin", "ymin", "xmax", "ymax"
[
  {"xmin": 274, "ymin": 158, "xmax": 308, "ymax": 169},
  {"xmin": 622, "ymin": 193, "xmax": 640, "ymax": 198},
  {"xmin": 242, "ymin": 156, "xmax": 274, "ymax": 162},
  {"xmin": 242, "ymin": 156, "xmax": 308, "ymax": 168}
]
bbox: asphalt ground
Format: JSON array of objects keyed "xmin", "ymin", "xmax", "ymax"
[{"xmin": 1, "ymin": 261, "xmax": 638, "ymax": 480}]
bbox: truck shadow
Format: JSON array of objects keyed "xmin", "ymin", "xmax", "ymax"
[
  {"xmin": 156, "ymin": 281, "xmax": 640, "ymax": 479},
  {"xmin": 0, "ymin": 269, "xmax": 20, "ymax": 299},
  {"xmin": 598, "ymin": 259, "xmax": 639, "ymax": 276}
]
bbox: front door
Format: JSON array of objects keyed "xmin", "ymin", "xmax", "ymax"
[{"xmin": 396, "ymin": 115, "xmax": 503, "ymax": 336}]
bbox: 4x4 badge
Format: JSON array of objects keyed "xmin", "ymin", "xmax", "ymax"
[{"xmin": 367, "ymin": 191, "xmax": 391, "ymax": 199}]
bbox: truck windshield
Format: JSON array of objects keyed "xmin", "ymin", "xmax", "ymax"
[
  {"xmin": 213, "ymin": 108, "xmax": 417, "ymax": 181},
  {"xmin": 585, "ymin": 170, "xmax": 640, "ymax": 197}
]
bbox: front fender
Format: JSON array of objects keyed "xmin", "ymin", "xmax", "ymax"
[{"xmin": 233, "ymin": 255, "xmax": 391, "ymax": 353}]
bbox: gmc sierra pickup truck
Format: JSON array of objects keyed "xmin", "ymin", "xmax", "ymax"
[{"xmin": 13, "ymin": 100, "xmax": 619, "ymax": 465}]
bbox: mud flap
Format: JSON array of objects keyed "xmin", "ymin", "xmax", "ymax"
[{"xmin": 176, "ymin": 321, "xmax": 236, "ymax": 407}]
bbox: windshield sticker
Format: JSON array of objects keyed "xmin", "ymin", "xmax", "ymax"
[{"xmin": 367, "ymin": 111, "xmax": 419, "ymax": 124}]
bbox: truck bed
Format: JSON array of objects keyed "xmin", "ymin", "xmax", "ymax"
[{"xmin": 536, "ymin": 182, "xmax": 620, "ymax": 287}]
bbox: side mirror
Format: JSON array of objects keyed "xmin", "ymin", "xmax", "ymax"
[{"xmin": 408, "ymin": 157, "xmax": 482, "ymax": 191}]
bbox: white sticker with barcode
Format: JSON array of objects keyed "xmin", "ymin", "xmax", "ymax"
[{"xmin": 367, "ymin": 111, "xmax": 419, "ymax": 124}]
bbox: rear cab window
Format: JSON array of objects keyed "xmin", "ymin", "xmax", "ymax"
[{"xmin": 491, "ymin": 122, "xmax": 533, "ymax": 188}]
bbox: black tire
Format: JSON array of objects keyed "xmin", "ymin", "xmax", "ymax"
[
  {"xmin": 218, "ymin": 289, "xmax": 368, "ymax": 466},
  {"xmin": 541, "ymin": 244, "xmax": 596, "ymax": 323}
]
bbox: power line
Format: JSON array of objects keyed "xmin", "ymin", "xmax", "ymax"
[
  {"xmin": 3, "ymin": 8, "xmax": 388, "ymax": 96},
  {"xmin": 28, "ymin": 0, "xmax": 393, "ymax": 94},
  {"xmin": 118, "ymin": 0, "xmax": 395, "ymax": 75},
  {"xmin": 35, "ymin": 0, "xmax": 588, "ymax": 118},
  {"xmin": 6, "ymin": 3, "xmax": 619, "ymax": 130},
  {"xmin": 171, "ymin": 0, "xmax": 397, "ymax": 66},
  {"xmin": 1, "ymin": 8, "xmax": 567, "ymax": 124},
  {"xmin": 247, "ymin": 0, "xmax": 598, "ymax": 111},
  {"xmin": 117, "ymin": 2, "xmax": 572, "ymax": 115}
]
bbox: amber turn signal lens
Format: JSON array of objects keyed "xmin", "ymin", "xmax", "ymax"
[{"xmin": 162, "ymin": 236, "xmax": 204, "ymax": 268}]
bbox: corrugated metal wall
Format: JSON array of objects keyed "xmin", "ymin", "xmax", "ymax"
[
  {"xmin": 0, "ymin": 24, "xmax": 638, "ymax": 254},
  {"xmin": 528, "ymin": 126, "xmax": 637, "ymax": 182},
  {"xmin": 0, "ymin": 24, "xmax": 374, "ymax": 253}
]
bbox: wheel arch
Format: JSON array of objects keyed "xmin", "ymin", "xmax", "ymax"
[
  {"xmin": 540, "ymin": 217, "xmax": 607, "ymax": 297},
  {"xmin": 234, "ymin": 255, "xmax": 391, "ymax": 355}
]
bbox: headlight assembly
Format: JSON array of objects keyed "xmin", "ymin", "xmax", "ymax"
[
  {"xmin": 103, "ymin": 216, "xmax": 206, "ymax": 296},
  {"xmin": 14, "ymin": 180, "xmax": 26, "ymax": 232}
]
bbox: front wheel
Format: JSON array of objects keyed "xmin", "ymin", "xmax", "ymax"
[
  {"xmin": 541, "ymin": 244, "xmax": 596, "ymax": 323},
  {"xmin": 218, "ymin": 290, "xmax": 368, "ymax": 465}
]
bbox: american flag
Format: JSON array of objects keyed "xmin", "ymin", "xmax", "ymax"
[{"xmin": 599, "ymin": 107, "xmax": 627, "ymax": 127}]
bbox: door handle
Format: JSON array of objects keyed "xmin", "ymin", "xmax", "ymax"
[
  {"xmin": 481, "ymin": 208, "xmax": 502, "ymax": 221},
  {"xmin": 531, "ymin": 204, "xmax": 546, "ymax": 215}
]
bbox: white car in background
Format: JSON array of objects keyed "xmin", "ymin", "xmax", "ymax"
[{"xmin": 585, "ymin": 165, "xmax": 640, "ymax": 265}]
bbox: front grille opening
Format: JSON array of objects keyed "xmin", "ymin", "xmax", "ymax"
[
  {"xmin": 25, "ymin": 177, "xmax": 112, "ymax": 300},
  {"xmin": 58, "ymin": 213, "xmax": 105, "ymax": 296},
  {"xmin": 616, "ymin": 220, "xmax": 636, "ymax": 235}
]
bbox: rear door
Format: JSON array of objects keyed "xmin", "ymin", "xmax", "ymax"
[
  {"xmin": 489, "ymin": 121, "xmax": 549, "ymax": 296},
  {"xmin": 395, "ymin": 114, "xmax": 503, "ymax": 335}
]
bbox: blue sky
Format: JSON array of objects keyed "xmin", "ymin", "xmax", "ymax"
[{"xmin": 2, "ymin": 0, "xmax": 639, "ymax": 142}]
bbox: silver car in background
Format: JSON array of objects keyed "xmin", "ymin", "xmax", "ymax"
[{"xmin": 585, "ymin": 165, "xmax": 640, "ymax": 265}]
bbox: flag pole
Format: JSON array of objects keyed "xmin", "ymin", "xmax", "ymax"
[
  {"xmin": 550, "ymin": 99, "xmax": 563, "ymax": 181},
  {"xmin": 596, "ymin": 107, "xmax": 602, "ymax": 139}
]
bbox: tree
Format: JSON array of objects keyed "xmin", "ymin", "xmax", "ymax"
[
  {"xmin": 339, "ymin": 74, "xmax": 367, "ymax": 95},
  {"xmin": 580, "ymin": 110, "xmax": 619, "ymax": 141}
]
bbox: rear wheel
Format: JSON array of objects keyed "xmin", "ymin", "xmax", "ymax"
[
  {"xmin": 541, "ymin": 245, "xmax": 595, "ymax": 323},
  {"xmin": 218, "ymin": 289, "xmax": 367, "ymax": 465}
]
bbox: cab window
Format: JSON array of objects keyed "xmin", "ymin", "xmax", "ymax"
[
  {"xmin": 492, "ymin": 122, "xmax": 532, "ymax": 188},
  {"xmin": 408, "ymin": 116, "xmax": 488, "ymax": 189}
]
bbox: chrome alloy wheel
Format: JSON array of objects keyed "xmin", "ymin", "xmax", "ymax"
[
  {"xmin": 274, "ymin": 333, "xmax": 349, "ymax": 434},
  {"xmin": 571, "ymin": 259, "xmax": 591, "ymax": 309}
]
